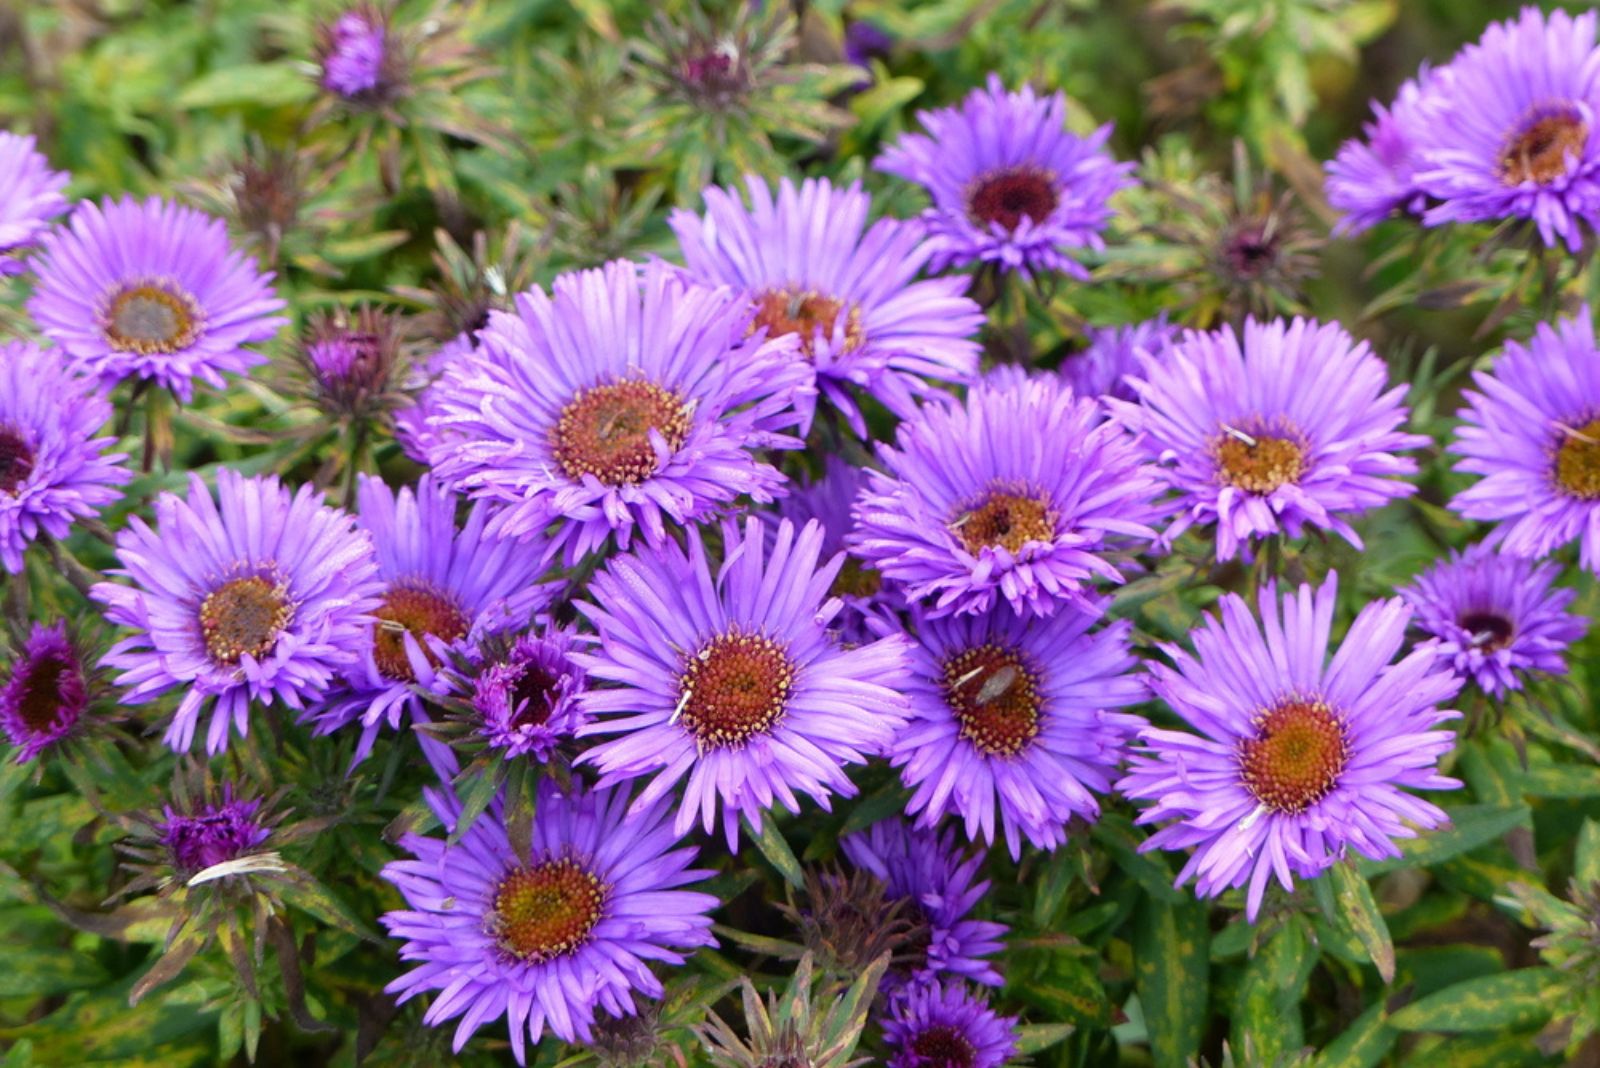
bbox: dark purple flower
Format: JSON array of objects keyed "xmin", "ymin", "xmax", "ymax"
[
  {"xmin": 1119, "ymin": 574, "xmax": 1463, "ymax": 920},
  {"xmin": 297, "ymin": 305, "xmax": 409, "ymax": 423},
  {"xmin": 0, "ymin": 622, "xmax": 90, "ymax": 763},
  {"xmin": 881, "ymin": 980, "xmax": 1018, "ymax": 1068},
  {"xmin": 0, "ymin": 131, "xmax": 69, "ymax": 276},
  {"xmin": 844, "ymin": 21, "xmax": 894, "ymax": 68},
  {"xmin": 469, "ymin": 626, "xmax": 587, "ymax": 762},
  {"xmin": 319, "ymin": 8, "xmax": 391, "ymax": 99},
  {"xmin": 382, "ymin": 780, "xmax": 719, "ymax": 1061},
  {"xmin": 158, "ymin": 784, "xmax": 270, "ymax": 877}
]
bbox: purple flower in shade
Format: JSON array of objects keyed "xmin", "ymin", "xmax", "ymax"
[
  {"xmin": 849, "ymin": 374, "xmax": 1164, "ymax": 619},
  {"xmin": 1107, "ymin": 317, "xmax": 1425, "ymax": 563},
  {"xmin": 885, "ymin": 603, "xmax": 1145, "ymax": 858},
  {"xmin": 394, "ymin": 333, "xmax": 473, "ymax": 465},
  {"xmin": 0, "ymin": 132, "xmax": 69, "ymax": 276},
  {"xmin": 157, "ymin": 784, "xmax": 270, "ymax": 878},
  {"xmin": 881, "ymin": 981, "xmax": 1019, "ymax": 1068},
  {"xmin": 1326, "ymin": 70, "xmax": 1437, "ymax": 235},
  {"xmin": 309, "ymin": 474, "xmax": 555, "ymax": 761},
  {"xmin": 844, "ymin": 21, "xmax": 894, "ymax": 69},
  {"xmin": 1409, "ymin": 7, "xmax": 1600, "ymax": 250},
  {"xmin": 1119, "ymin": 574, "xmax": 1463, "ymax": 920},
  {"xmin": 1399, "ymin": 544, "xmax": 1586, "ymax": 698},
  {"xmin": 0, "ymin": 341, "xmax": 130, "ymax": 574},
  {"xmin": 1061, "ymin": 314, "xmax": 1179, "ymax": 404},
  {"xmin": 876, "ymin": 74, "xmax": 1134, "ymax": 279},
  {"xmin": 575, "ymin": 516, "xmax": 914, "ymax": 849},
  {"xmin": 319, "ymin": 8, "xmax": 391, "ymax": 99},
  {"xmin": 0, "ymin": 622, "xmax": 90, "ymax": 763},
  {"xmin": 381, "ymin": 780, "xmax": 719, "ymax": 1062},
  {"xmin": 424, "ymin": 259, "xmax": 813, "ymax": 564},
  {"xmin": 28, "ymin": 196, "xmax": 287, "ymax": 402},
  {"xmin": 467, "ymin": 627, "xmax": 588, "ymax": 762},
  {"xmin": 669, "ymin": 176, "xmax": 983, "ymax": 430},
  {"xmin": 1450, "ymin": 304, "xmax": 1600, "ymax": 571},
  {"xmin": 841, "ymin": 818, "xmax": 1006, "ymax": 988},
  {"xmin": 91, "ymin": 469, "xmax": 383, "ymax": 755}
]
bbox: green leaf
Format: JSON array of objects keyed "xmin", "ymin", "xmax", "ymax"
[
  {"xmin": 1311, "ymin": 1001, "xmax": 1395, "ymax": 1068},
  {"xmin": 0, "ymin": 928, "xmax": 107, "ymax": 997},
  {"xmin": 1324, "ymin": 862, "xmax": 1395, "ymax": 983},
  {"xmin": 1014, "ymin": 945, "xmax": 1111, "ymax": 1029},
  {"xmin": 1576, "ymin": 820, "xmax": 1600, "ymax": 888},
  {"xmin": 1232, "ymin": 916, "xmax": 1315, "ymax": 1064},
  {"xmin": 1013, "ymin": 1023, "xmax": 1076, "ymax": 1055},
  {"xmin": 1134, "ymin": 896, "xmax": 1208, "ymax": 1068},
  {"xmin": 1388, "ymin": 968, "xmax": 1563, "ymax": 1033},
  {"xmin": 175, "ymin": 63, "xmax": 315, "ymax": 109},
  {"xmin": 1091, "ymin": 813, "xmax": 1185, "ymax": 903},
  {"xmin": 1360, "ymin": 804, "xmax": 1530, "ymax": 875},
  {"xmin": 744, "ymin": 815, "xmax": 804, "ymax": 889}
]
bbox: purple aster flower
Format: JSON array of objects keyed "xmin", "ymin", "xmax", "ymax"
[
  {"xmin": 841, "ymin": 818, "xmax": 1007, "ymax": 988},
  {"xmin": 670, "ymin": 175, "xmax": 983, "ymax": 430},
  {"xmin": 466, "ymin": 626, "xmax": 587, "ymax": 762},
  {"xmin": 318, "ymin": 7, "xmax": 393, "ymax": 100},
  {"xmin": 1399, "ymin": 544, "xmax": 1586, "ymax": 697},
  {"xmin": 886, "ymin": 602, "xmax": 1145, "ymax": 858},
  {"xmin": 1107, "ymin": 317, "xmax": 1425, "ymax": 563},
  {"xmin": 1062, "ymin": 314, "xmax": 1179, "ymax": 403},
  {"xmin": 1410, "ymin": 7, "xmax": 1600, "ymax": 250},
  {"xmin": 0, "ymin": 622, "xmax": 90, "ymax": 763},
  {"xmin": 850, "ymin": 374, "xmax": 1163, "ymax": 619},
  {"xmin": 0, "ymin": 132, "xmax": 69, "ymax": 276},
  {"xmin": 844, "ymin": 21, "xmax": 893, "ymax": 69},
  {"xmin": 1450, "ymin": 304, "xmax": 1600, "ymax": 571},
  {"xmin": 0, "ymin": 340, "xmax": 130, "ymax": 574},
  {"xmin": 394, "ymin": 333, "xmax": 473, "ymax": 464},
  {"xmin": 158, "ymin": 784, "xmax": 270, "ymax": 878},
  {"xmin": 575, "ymin": 515, "xmax": 914, "ymax": 849},
  {"xmin": 1326, "ymin": 70, "xmax": 1437, "ymax": 234},
  {"xmin": 29, "ymin": 196, "xmax": 287, "ymax": 401},
  {"xmin": 382, "ymin": 779, "xmax": 719, "ymax": 1062},
  {"xmin": 881, "ymin": 981, "xmax": 1019, "ymax": 1068},
  {"xmin": 91, "ymin": 469, "xmax": 383, "ymax": 755},
  {"xmin": 309, "ymin": 474, "xmax": 555, "ymax": 761},
  {"xmin": 1119, "ymin": 573, "xmax": 1463, "ymax": 920},
  {"xmin": 876, "ymin": 74, "xmax": 1134, "ymax": 278},
  {"xmin": 425, "ymin": 259, "xmax": 813, "ymax": 564}
]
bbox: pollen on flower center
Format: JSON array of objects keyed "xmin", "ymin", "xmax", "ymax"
[
  {"xmin": 551, "ymin": 378, "xmax": 692, "ymax": 487},
  {"xmin": 1460, "ymin": 610, "xmax": 1515, "ymax": 651},
  {"xmin": 1214, "ymin": 427, "xmax": 1307, "ymax": 494},
  {"xmin": 911, "ymin": 1024, "xmax": 979, "ymax": 1068},
  {"xmin": 941, "ymin": 643, "xmax": 1043, "ymax": 757},
  {"xmin": 952, "ymin": 484, "xmax": 1058, "ymax": 555},
  {"xmin": 373, "ymin": 583, "xmax": 470, "ymax": 682},
  {"xmin": 0, "ymin": 426, "xmax": 35, "ymax": 495},
  {"xmin": 103, "ymin": 281, "xmax": 204, "ymax": 355},
  {"xmin": 1554, "ymin": 416, "xmax": 1600, "ymax": 499},
  {"xmin": 676, "ymin": 631, "xmax": 795, "ymax": 749},
  {"xmin": 489, "ymin": 857, "xmax": 607, "ymax": 963},
  {"xmin": 967, "ymin": 167, "xmax": 1060, "ymax": 232},
  {"xmin": 14, "ymin": 650, "xmax": 74, "ymax": 732},
  {"xmin": 749, "ymin": 288, "xmax": 865, "ymax": 358},
  {"xmin": 1238, "ymin": 698, "xmax": 1349, "ymax": 814},
  {"xmin": 1501, "ymin": 108, "xmax": 1588, "ymax": 186},
  {"xmin": 200, "ymin": 576, "xmax": 293, "ymax": 666}
]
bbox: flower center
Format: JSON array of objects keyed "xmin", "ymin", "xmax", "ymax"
[
  {"xmin": 749, "ymin": 288, "xmax": 865, "ymax": 359},
  {"xmin": 0, "ymin": 426, "xmax": 35, "ymax": 496},
  {"xmin": 1502, "ymin": 108, "xmax": 1588, "ymax": 186},
  {"xmin": 13, "ymin": 650, "xmax": 77, "ymax": 733},
  {"xmin": 1238, "ymin": 698, "xmax": 1348, "ymax": 814},
  {"xmin": 1221, "ymin": 221, "xmax": 1279, "ymax": 281},
  {"xmin": 509, "ymin": 661, "xmax": 561, "ymax": 729},
  {"xmin": 373, "ymin": 584, "xmax": 470, "ymax": 682},
  {"xmin": 910, "ymin": 1025, "xmax": 978, "ymax": 1068},
  {"xmin": 941, "ymin": 643, "xmax": 1043, "ymax": 757},
  {"xmin": 199, "ymin": 576, "xmax": 293, "ymax": 666},
  {"xmin": 103, "ymin": 281, "xmax": 203, "ymax": 355},
  {"xmin": 1555, "ymin": 417, "xmax": 1600, "ymax": 500},
  {"xmin": 1460, "ymin": 610, "xmax": 1515, "ymax": 651},
  {"xmin": 1214, "ymin": 427, "xmax": 1306, "ymax": 494},
  {"xmin": 677, "ymin": 631, "xmax": 795, "ymax": 749},
  {"xmin": 967, "ymin": 167, "xmax": 1059, "ymax": 232},
  {"xmin": 489, "ymin": 857, "xmax": 607, "ymax": 964},
  {"xmin": 951, "ymin": 485, "xmax": 1057, "ymax": 555},
  {"xmin": 551, "ymin": 378, "xmax": 692, "ymax": 487}
]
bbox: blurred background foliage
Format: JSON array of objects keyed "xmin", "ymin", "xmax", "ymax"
[{"xmin": 3, "ymin": 0, "xmax": 1600, "ymax": 1066}]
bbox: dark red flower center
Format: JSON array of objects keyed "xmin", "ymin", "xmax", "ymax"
[
  {"xmin": 508, "ymin": 661, "xmax": 561, "ymax": 729},
  {"xmin": 1222, "ymin": 221, "xmax": 1279, "ymax": 281},
  {"xmin": 1460, "ymin": 611, "xmax": 1514, "ymax": 651},
  {"xmin": 1238, "ymin": 699, "xmax": 1348, "ymax": 814},
  {"xmin": 941, "ymin": 643, "xmax": 1043, "ymax": 757},
  {"xmin": 0, "ymin": 426, "xmax": 35, "ymax": 496},
  {"xmin": 490, "ymin": 857, "xmax": 607, "ymax": 963},
  {"xmin": 749, "ymin": 288, "xmax": 865, "ymax": 359},
  {"xmin": 1502, "ymin": 109, "xmax": 1588, "ymax": 186},
  {"xmin": 13, "ymin": 649, "xmax": 77, "ymax": 733},
  {"xmin": 1555, "ymin": 417, "xmax": 1600, "ymax": 500},
  {"xmin": 677, "ymin": 631, "xmax": 795, "ymax": 749},
  {"xmin": 200, "ymin": 576, "xmax": 293, "ymax": 666},
  {"xmin": 373, "ymin": 584, "xmax": 469, "ymax": 682},
  {"xmin": 951, "ymin": 485, "xmax": 1057, "ymax": 555},
  {"xmin": 910, "ymin": 1024, "xmax": 978, "ymax": 1068},
  {"xmin": 1214, "ymin": 426, "xmax": 1306, "ymax": 495},
  {"xmin": 967, "ymin": 167, "xmax": 1059, "ymax": 232},
  {"xmin": 551, "ymin": 378, "xmax": 692, "ymax": 487},
  {"xmin": 103, "ymin": 281, "xmax": 203, "ymax": 354}
]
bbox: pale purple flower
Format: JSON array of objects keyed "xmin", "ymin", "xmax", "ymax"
[{"xmin": 0, "ymin": 131, "xmax": 69, "ymax": 275}]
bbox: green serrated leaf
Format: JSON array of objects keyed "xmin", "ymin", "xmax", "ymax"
[
  {"xmin": 1388, "ymin": 968, "xmax": 1563, "ymax": 1034},
  {"xmin": 1134, "ymin": 896, "xmax": 1208, "ymax": 1068}
]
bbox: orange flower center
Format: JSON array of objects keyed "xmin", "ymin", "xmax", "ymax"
[
  {"xmin": 1238, "ymin": 699, "xmax": 1348, "ymax": 814},
  {"xmin": 199, "ymin": 576, "xmax": 293, "ymax": 666},
  {"xmin": 1214, "ymin": 427, "xmax": 1306, "ymax": 495},
  {"xmin": 489, "ymin": 857, "xmax": 607, "ymax": 963},
  {"xmin": 551, "ymin": 378, "xmax": 692, "ymax": 487},
  {"xmin": 951, "ymin": 485, "xmax": 1057, "ymax": 555},
  {"xmin": 1502, "ymin": 109, "xmax": 1588, "ymax": 186},
  {"xmin": 749, "ymin": 288, "xmax": 865, "ymax": 359},
  {"xmin": 373, "ymin": 584, "xmax": 469, "ymax": 682},
  {"xmin": 1555, "ymin": 417, "xmax": 1600, "ymax": 500},
  {"xmin": 941, "ymin": 643, "xmax": 1043, "ymax": 757},
  {"xmin": 677, "ymin": 631, "xmax": 795, "ymax": 749},
  {"xmin": 104, "ymin": 281, "xmax": 203, "ymax": 354}
]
